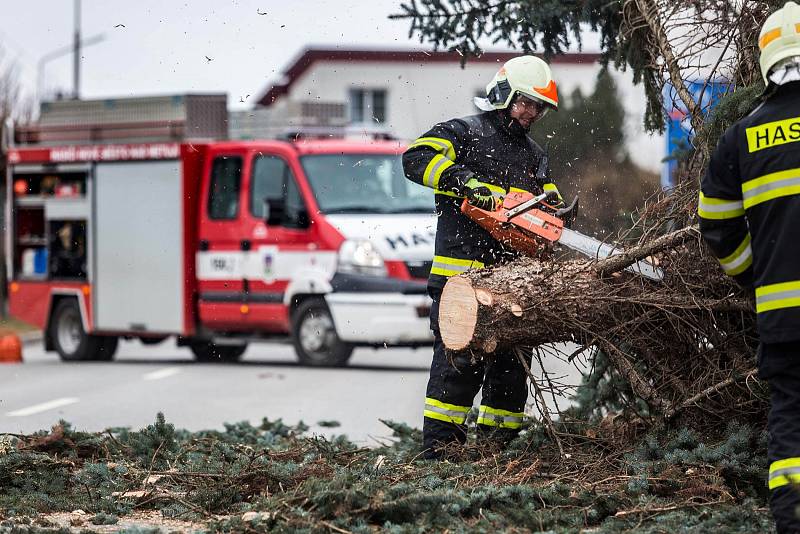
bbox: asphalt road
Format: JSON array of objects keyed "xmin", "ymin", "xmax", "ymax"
[{"xmin": 0, "ymin": 339, "xmax": 586, "ymax": 445}]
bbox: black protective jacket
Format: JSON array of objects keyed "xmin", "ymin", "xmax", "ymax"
[
  {"xmin": 699, "ymin": 81, "xmax": 800, "ymax": 343},
  {"xmin": 402, "ymin": 110, "xmax": 562, "ymax": 290}
]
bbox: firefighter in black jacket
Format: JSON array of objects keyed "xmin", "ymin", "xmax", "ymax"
[
  {"xmin": 402, "ymin": 55, "xmax": 563, "ymax": 458},
  {"xmin": 699, "ymin": 3, "xmax": 800, "ymax": 531}
]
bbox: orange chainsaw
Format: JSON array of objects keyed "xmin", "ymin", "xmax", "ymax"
[{"xmin": 461, "ymin": 191, "xmax": 664, "ymax": 281}]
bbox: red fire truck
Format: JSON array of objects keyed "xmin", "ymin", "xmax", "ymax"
[{"xmin": 5, "ymin": 133, "xmax": 436, "ymax": 366}]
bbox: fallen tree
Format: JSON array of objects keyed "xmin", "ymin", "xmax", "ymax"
[
  {"xmin": 396, "ymin": 0, "xmax": 774, "ymax": 427},
  {"xmin": 440, "ymin": 185, "xmax": 763, "ymax": 424}
]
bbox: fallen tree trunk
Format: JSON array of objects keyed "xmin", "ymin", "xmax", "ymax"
[
  {"xmin": 438, "ymin": 224, "xmax": 759, "ymax": 419},
  {"xmin": 440, "ymin": 226, "xmax": 729, "ymax": 353}
]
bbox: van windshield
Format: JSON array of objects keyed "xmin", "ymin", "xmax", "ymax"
[{"xmin": 300, "ymin": 154, "xmax": 434, "ymax": 214}]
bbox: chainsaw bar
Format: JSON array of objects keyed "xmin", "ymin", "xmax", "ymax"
[
  {"xmin": 461, "ymin": 191, "xmax": 665, "ymax": 282},
  {"xmin": 558, "ymin": 228, "xmax": 664, "ymax": 281}
]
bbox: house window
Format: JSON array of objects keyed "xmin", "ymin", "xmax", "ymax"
[{"xmin": 349, "ymin": 88, "xmax": 387, "ymax": 124}]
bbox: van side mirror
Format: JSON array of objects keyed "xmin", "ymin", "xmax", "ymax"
[
  {"xmin": 263, "ymin": 197, "xmax": 285, "ymax": 226},
  {"xmin": 295, "ymin": 208, "xmax": 311, "ymax": 229}
]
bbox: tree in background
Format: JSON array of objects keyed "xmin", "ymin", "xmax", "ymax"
[{"xmin": 536, "ymin": 71, "xmax": 656, "ymax": 237}]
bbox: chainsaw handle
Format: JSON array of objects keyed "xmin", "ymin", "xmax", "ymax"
[{"xmin": 555, "ymin": 196, "xmax": 579, "ymax": 228}]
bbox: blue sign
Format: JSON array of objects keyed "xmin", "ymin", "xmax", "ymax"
[{"xmin": 662, "ymin": 80, "xmax": 731, "ymax": 190}]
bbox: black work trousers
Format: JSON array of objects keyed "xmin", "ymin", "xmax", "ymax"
[
  {"xmin": 759, "ymin": 341, "xmax": 800, "ymax": 534},
  {"xmin": 423, "ymin": 288, "xmax": 531, "ymax": 456}
]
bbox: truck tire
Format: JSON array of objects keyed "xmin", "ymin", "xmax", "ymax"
[
  {"xmin": 291, "ymin": 298, "xmax": 353, "ymax": 367},
  {"xmin": 50, "ymin": 299, "xmax": 117, "ymax": 361},
  {"xmin": 190, "ymin": 341, "xmax": 247, "ymax": 363}
]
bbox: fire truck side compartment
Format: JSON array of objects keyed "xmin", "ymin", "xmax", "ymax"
[{"xmin": 93, "ymin": 160, "xmax": 184, "ymax": 333}]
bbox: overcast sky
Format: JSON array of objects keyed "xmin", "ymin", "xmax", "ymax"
[
  {"xmin": 0, "ymin": 0, "xmax": 524, "ymax": 110},
  {"xmin": 0, "ymin": 1, "xmax": 604, "ymax": 112}
]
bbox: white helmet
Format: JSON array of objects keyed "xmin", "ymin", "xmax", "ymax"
[
  {"xmin": 759, "ymin": 1, "xmax": 800, "ymax": 84},
  {"xmin": 474, "ymin": 55, "xmax": 559, "ymax": 112}
]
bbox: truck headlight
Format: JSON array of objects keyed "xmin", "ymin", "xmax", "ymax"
[{"xmin": 337, "ymin": 239, "xmax": 386, "ymax": 277}]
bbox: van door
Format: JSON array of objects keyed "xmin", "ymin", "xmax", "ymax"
[
  {"xmin": 196, "ymin": 152, "xmax": 251, "ymax": 331},
  {"xmin": 240, "ymin": 151, "xmax": 317, "ymax": 331}
]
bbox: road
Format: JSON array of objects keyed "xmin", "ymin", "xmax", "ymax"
[{"xmin": 0, "ymin": 339, "xmax": 586, "ymax": 445}]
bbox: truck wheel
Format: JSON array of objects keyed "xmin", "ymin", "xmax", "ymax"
[
  {"xmin": 50, "ymin": 300, "xmax": 117, "ymax": 361},
  {"xmin": 190, "ymin": 341, "xmax": 247, "ymax": 363},
  {"xmin": 291, "ymin": 298, "xmax": 353, "ymax": 367}
]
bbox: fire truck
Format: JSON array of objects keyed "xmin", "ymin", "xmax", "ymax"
[{"xmin": 4, "ymin": 95, "xmax": 435, "ymax": 366}]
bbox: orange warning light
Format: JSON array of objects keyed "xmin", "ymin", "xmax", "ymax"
[
  {"xmin": 82, "ymin": 285, "xmax": 91, "ymax": 295},
  {"xmin": 13, "ymin": 180, "xmax": 27, "ymax": 196},
  {"xmin": 240, "ymin": 304, "xmax": 250, "ymax": 314},
  {"xmin": 9, "ymin": 282, "xmax": 19, "ymax": 293}
]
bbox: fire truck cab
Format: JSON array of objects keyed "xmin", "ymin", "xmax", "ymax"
[{"xmin": 5, "ymin": 136, "xmax": 435, "ymax": 366}]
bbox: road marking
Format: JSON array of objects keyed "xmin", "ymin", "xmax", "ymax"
[
  {"xmin": 7, "ymin": 397, "xmax": 79, "ymax": 417},
  {"xmin": 142, "ymin": 367, "xmax": 182, "ymax": 381}
]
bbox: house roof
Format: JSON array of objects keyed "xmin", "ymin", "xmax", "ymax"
[{"xmin": 256, "ymin": 47, "xmax": 601, "ymax": 107}]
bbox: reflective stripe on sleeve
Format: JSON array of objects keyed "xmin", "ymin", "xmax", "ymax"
[
  {"xmin": 509, "ymin": 186, "xmax": 531, "ymax": 194},
  {"xmin": 423, "ymin": 154, "xmax": 454, "ymax": 188},
  {"xmin": 424, "ymin": 397, "xmax": 470, "ymax": 425},
  {"xmin": 408, "ymin": 136, "xmax": 456, "ymax": 160},
  {"xmin": 769, "ymin": 457, "xmax": 800, "ymax": 489},
  {"xmin": 697, "ymin": 191, "xmax": 745, "ymax": 219},
  {"xmin": 429, "ymin": 255, "xmax": 485, "ymax": 277},
  {"xmin": 742, "ymin": 168, "xmax": 800, "ymax": 209},
  {"xmin": 756, "ymin": 280, "xmax": 800, "ymax": 313},
  {"xmin": 718, "ymin": 234, "xmax": 752, "ymax": 276},
  {"xmin": 477, "ymin": 405, "xmax": 525, "ymax": 429}
]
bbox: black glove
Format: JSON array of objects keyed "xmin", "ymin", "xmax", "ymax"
[{"xmin": 464, "ymin": 177, "xmax": 498, "ymax": 211}]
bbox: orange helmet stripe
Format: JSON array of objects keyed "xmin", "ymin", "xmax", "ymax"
[
  {"xmin": 760, "ymin": 28, "xmax": 782, "ymax": 50},
  {"xmin": 533, "ymin": 80, "xmax": 558, "ymax": 105}
]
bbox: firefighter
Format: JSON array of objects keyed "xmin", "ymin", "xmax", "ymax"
[
  {"xmin": 402, "ymin": 55, "xmax": 563, "ymax": 459},
  {"xmin": 699, "ymin": 2, "xmax": 800, "ymax": 531}
]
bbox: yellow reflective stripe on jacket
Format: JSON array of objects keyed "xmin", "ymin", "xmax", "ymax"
[
  {"xmin": 509, "ymin": 186, "xmax": 531, "ymax": 194},
  {"xmin": 769, "ymin": 457, "xmax": 800, "ymax": 489},
  {"xmin": 742, "ymin": 167, "xmax": 800, "ymax": 209},
  {"xmin": 408, "ymin": 136, "xmax": 456, "ymax": 160},
  {"xmin": 718, "ymin": 234, "xmax": 752, "ymax": 276},
  {"xmin": 423, "ymin": 397, "xmax": 470, "ymax": 425},
  {"xmin": 430, "ymin": 255, "xmax": 485, "ymax": 277},
  {"xmin": 698, "ymin": 191, "xmax": 745, "ymax": 220},
  {"xmin": 423, "ymin": 154, "xmax": 454, "ymax": 188},
  {"xmin": 477, "ymin": 405, "xmax": 525, "ymax": 429},
  {"xmin": 756, "ymin": 280, "xmax": 800, "ymax": 313}
]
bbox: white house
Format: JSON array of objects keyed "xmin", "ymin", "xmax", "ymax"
[{"xmin": 231, "ymin": 47, "xmax": 663, "ymax": 172}]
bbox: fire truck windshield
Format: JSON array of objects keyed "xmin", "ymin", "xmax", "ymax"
[{"xmin": 300, "ymin": 154, "xmax": 434, "ymax": 214}]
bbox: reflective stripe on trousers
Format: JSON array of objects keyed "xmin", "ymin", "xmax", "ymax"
[
  {"xmin": 770, "ymin": 457, "xmax": 800, "ymax": 489},
  {"xmin": 424, "ymin": 397, "xmax": 470, "ymax": 425},
  {"xmin": 477, "ymin": 405, "xmax": 525, "ymax": 429}
]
